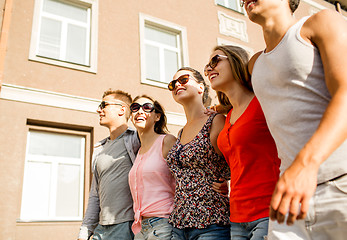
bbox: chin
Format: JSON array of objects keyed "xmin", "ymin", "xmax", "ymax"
[
  {"xmin": 134, "ymin": 123, "xmax": 146, "ymax": 130},
  {"xmin": 211, "ymin": 82, "xmax": 222, "ymax": 91},
  {"xmin": 99, "ymin": 119, "xmax": 109, "ymax": 126}
]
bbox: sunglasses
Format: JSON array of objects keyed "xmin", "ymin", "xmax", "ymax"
[
  {"xmin": 204, "ymin": 54, "xmax": 228, "ymax": 76},
  {"xmin": 98, "ymin": 101, "xmax": 122, "ymax": 110},
  {"xmin": 130, "ymin": 102, "xmax": 155, "ymax": 113},
  {"xmin": 168, "ymin": 74, "xmax": 190, "ymax": 91}
]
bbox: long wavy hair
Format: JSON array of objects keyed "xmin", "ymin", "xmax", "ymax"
[{"xmin": 213, "ymin": 45, "xmax": 252, "ymax": 111}]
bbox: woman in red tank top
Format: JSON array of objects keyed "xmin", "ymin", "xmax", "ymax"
[{"xmin": 205, "ymin": 45, "xmax": 281, "ymax": 240}]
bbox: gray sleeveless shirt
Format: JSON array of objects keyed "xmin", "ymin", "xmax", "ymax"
[{"xmin": 252, "ymin": 16, "xmax": 347, "ymax": 184}]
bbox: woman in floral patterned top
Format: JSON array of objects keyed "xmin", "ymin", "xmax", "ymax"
[{"xmin": 166, "ymin": 67, "xmax": 230, "ymax": 240}]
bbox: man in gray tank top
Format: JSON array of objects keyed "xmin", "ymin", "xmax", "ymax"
[
  {"xmin": 78, "ymin": 90, "xmax": 140, "ymax": 240},
  {"xmin": 244, "ymin": 0, "xmax": 347, "ymax": 238}
]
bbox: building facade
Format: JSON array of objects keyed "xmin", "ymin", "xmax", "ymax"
[{"xmin": 0, "ymin": 0, "xmax": 345, "ymax": 239}]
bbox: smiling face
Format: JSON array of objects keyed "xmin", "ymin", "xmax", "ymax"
[
  {"xmin": 205, "ymin": 50, "xmax": 234, "ymax": 92},
  {"xmin": 244, "ymin": 0, "xmax": 258, "ymax": 13},
  {"xmin": 171, "ymin": 70, "xmax": 205, "ymax": 105},
  {"xmin": 131, "ymin": 97, "xmax": 160, "ymax": 132},
  {"xmin": 244, "ymin": 0, "xmax": 295, "ymax": 23}
]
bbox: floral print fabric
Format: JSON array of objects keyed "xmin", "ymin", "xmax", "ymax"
[{"xmin": 166, "ymin": 113, "xmax": 230, "ymax": 229}]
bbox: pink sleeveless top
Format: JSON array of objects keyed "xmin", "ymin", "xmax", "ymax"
[{"xmin": 128, "ymin": 134, "xmax": 175, "ymax": 234}]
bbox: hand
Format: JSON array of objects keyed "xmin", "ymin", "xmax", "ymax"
[
  {"xmin": 269, "ymin": 157, "xmax": 319, "ymax": 225},
  {"xmin": 204, "ymin": 105, "xmax": 217, "ymax": 115},
  {"xmin": 211, "ymin": 178, "xmax": 229, "ymax": 197}
]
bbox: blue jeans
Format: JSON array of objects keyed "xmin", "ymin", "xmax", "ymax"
[
  {"xmin": 171, "ymin": 224, "xmax": 230, "ymax": 240},
  {"xmin": 230, "ymin": 217, "xmax": 269, "ymax": 240},
  {"xmin": 92, "ymin": 221, "xmax": 134, "ymax": 240},
  {"xmin": 135, "ymin": 217, "xmax": 173, "ymax": 240}
]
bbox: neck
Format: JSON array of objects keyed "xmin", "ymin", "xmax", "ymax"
[
  {"xmin": 221, "ymin": 82, "xmax": 254, "ymax": 110},
  {"xmin": 182, "ymin": 99, "xmax": 207, "ymax": 123},
  {"xmin": 137, "ymin": 128, "xmax": 159, "ymax": 148},
  {"xmin": 108, "ymin": 123, "xmax": 128, "ymax": 140},
  {"xmin": 255, "ymin": 9, "xmax": 297, "ymax": 52}
]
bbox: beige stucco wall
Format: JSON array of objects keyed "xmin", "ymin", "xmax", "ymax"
[{"xmin": 0, "ymin": 0, "xmax": 345, "ymax": 239}]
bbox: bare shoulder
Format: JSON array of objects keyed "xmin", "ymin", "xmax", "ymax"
[
  {"xmin": 162, "ymin": 134, "xmax": 177, "ymax": 158},
  {"xmin": 305, "ymin": 9, "xmax": 343, "ymax": 26},
  {"xmin": 163, "ymin": 134, "xmax": 177, "ymax": 148},
  {"xmin": 210, "ymin": 114, "xmax": 226, "ymax": 155},
  {"xmin": 211, "ymin": 114, "xmax": 226, "ymax": 135},
  {"xmin": 248, "ymin": 51, "xmax": 263, "ymax": 75},
  {"xmin": 212, "ymin": 113, "xmax": 226, "ymax": 126},
  {"xmin": 303, "ymin": 9, "xmax": 347, "ymax": 42}
]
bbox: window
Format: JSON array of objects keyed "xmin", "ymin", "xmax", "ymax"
[
  {"xmin": 29, "ymin": 0, "xmax": 98, "ymax": 72},
  {"xmin": 216, "ymin": 0, "xmax": 244, "ymax": 13},
  {"xmin": 139, "ymin": 14, "xmax": 189, "ymax": 88},
  {"xmin": 20, "ymin": 129, "xmax": 86, "ymax": 221}
]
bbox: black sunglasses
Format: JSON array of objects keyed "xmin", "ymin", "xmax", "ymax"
[
  {"xmin": 130, "ymin": 102, "xmax": 155, "ymax": 113},
  {"xmin": 98, "ymin": 101, "xmax": 122, "ymax": 110},
  {"xmin": 168, "ymin": 74, "xmax": 190, "ymax": 91},
  {"xmin": 204, "ymin": 54, "xmax": 228, "ymax": 76}
]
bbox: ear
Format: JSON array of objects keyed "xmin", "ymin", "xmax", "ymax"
[
  {"xmin": 118, "ymin": 105, "xmax": 127, "ymax": 117},
  {"xmin": 198, "ymin": 83, "xmax": 204, "ymax": 95},
  {"xmin": 155, "ymin": 113, "xmax": 161, "ymax": 122}
]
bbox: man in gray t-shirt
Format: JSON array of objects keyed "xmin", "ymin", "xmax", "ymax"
[{"xmin": 78, "ymin": 90, "xmax": 140, "ymax": 240}]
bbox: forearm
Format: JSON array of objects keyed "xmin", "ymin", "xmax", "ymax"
[{"xmin": 78, "ymin": 175, "xmax": 100, "ymax": 239}]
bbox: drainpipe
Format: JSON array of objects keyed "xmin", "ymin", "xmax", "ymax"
[{"xmin": 0, "ymin": 0, "xmax": 13, "ymax": 93}]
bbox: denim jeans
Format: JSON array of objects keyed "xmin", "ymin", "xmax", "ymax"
[
  {"xmin": 92, "ymin": 221, "xmax": 134, "ymax": 240},
  {"xmin": 268, "ymin": 174, "xmax": 347, "ymax": 240},
  {"xmin": 134, "ymin": 217, "xmax": 173, "ymax": 240},
  {"xmin": 171, "ymin": 224, "xmax": 230, "ymax": 240},
  {"xmin": 230, "ymin": 217, "xmax": 269, "ymax": 240}
]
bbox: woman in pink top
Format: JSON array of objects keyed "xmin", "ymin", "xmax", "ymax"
[{"xmin": 128, "ymin": 95, "xmax": 176, "ymax": 240}]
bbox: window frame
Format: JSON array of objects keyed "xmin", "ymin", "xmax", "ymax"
[
  {"xmin": 215, "ymin": 0, "xmax": 245, "ymax": 14},
  {"xmin": 139, "ymin": 13, "xmax": 189, "ymax": 89},
  {"xmin": 19, "ymin": 126, "xmax": 91, "ymax": 222},
  {"xmin": 29, "ymin": 0, "xmax": 98, "ymax": 73}
]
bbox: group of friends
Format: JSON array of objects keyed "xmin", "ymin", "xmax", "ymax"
[{"xmin": 77, "ymin": 0, "xmax": 347, "ymax": 239}]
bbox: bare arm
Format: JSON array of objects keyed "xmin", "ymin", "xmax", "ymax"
[
  {"xmin": 162, "ymin": 134, "xmax": 177, "ymax": 159},
  {"xmin": 248, "ymin": 51, "xmax": 262, "ymax": 75},
  {"xmin": 209, "ymin": 113, "xmax": 229, "ymax": 195},
  {"xmin": 270, "ymin": 9, "xmax": 347, "ymax": 225},
  {"xmin": 210, "ymin": 113, "xmax": 226, "ymax": 156}
]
